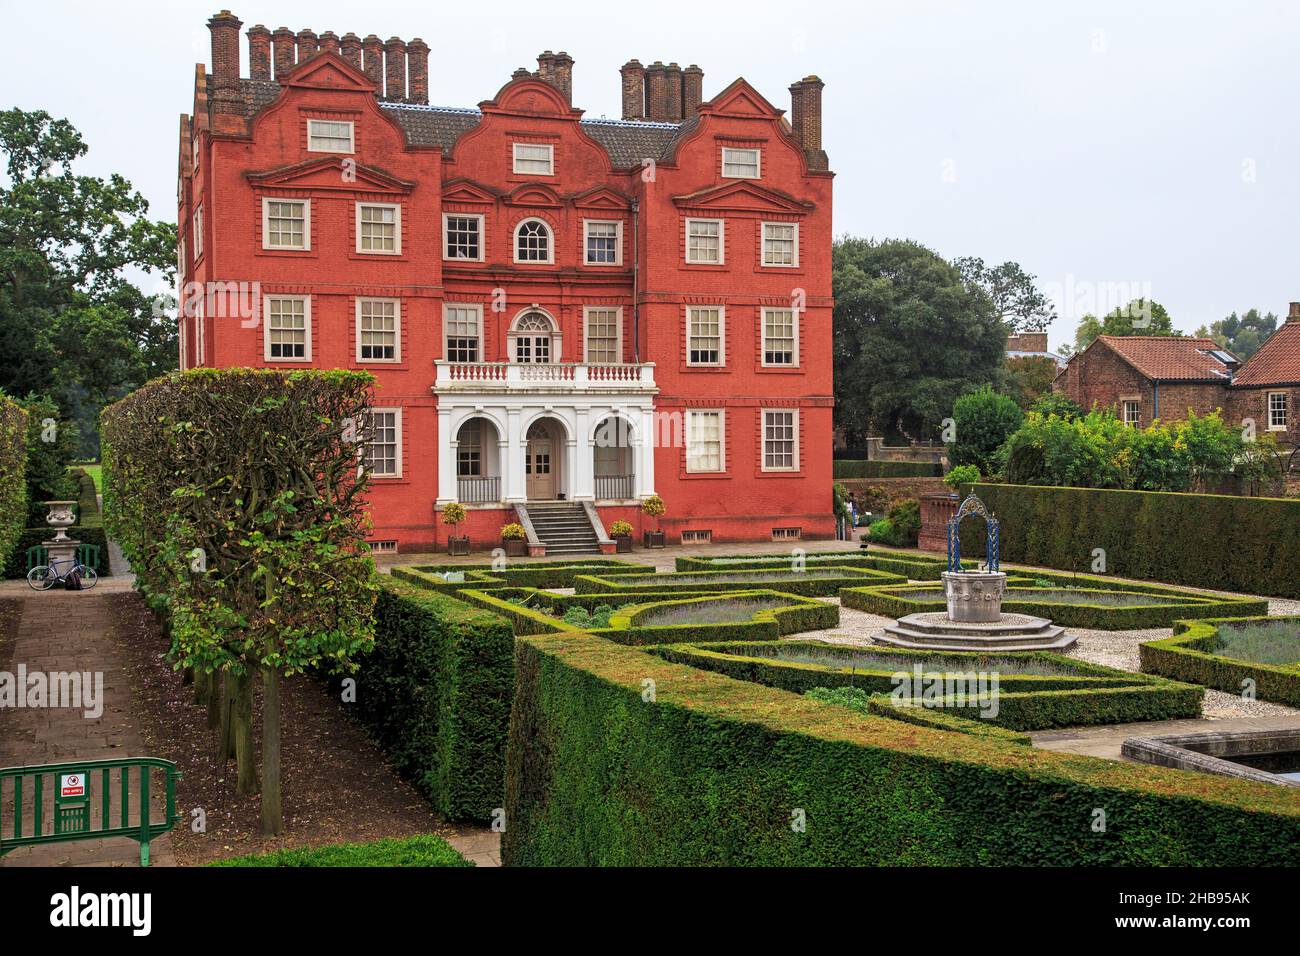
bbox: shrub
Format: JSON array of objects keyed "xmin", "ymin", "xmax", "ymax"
[
  {"xmin": 1029, "ymin": 392, "xmax": 1082, "ymax": 421},
  {"xmin": 949, "ymin": 386, "xmax": 1023, "ymax": 476},
  {"xmin": 1140, "ymin": 616, "xmax": 1300, "ymax": 708},
  {"xmin": 805, "ymin": 686, "xmax": 1031, "ymax": 745},
  {"xmin": 832, "ymin": 460, "xmax": 941, "ymax": 479},
  {"xmin": 499, "ymin": 522, "xmax": 525, "ymax": 540},
  {"xmin": 608, "ymin": 519, "xmax": 633, "ymax": 538},
  {"xmin": 959, "ymin": 482, "xmax": 1300, "ymax": 599},
  {"xmin": 0, "ymin": 396, "xmax": 27, "ymax": 568},
  {"xmin": 353, "ymin": 580, "xmax": 514, "ymax": 821},
  {"xmin": 504, "ymin": 631, "xmax": 1300, "ymax": 865},
  {"xmin": 208, "ymin": 834, "xmax": 472, "ymax": 867},
  {"xmin": 944, "ymin": 464, "xmax": 979, "ymax": 491},
  {"xmin": 441, "ymin": 501, "xmax": 467, "ymax": 527},
  {"xmin": 19, "ymin": 394, "xmax": 79, "ymax": 509},
  {"xmin": 870, "ymin": 498, "xmax": 921, "ymax": 547},
  {"xmin": 572, "ymin": 565, "xmax": 906, "ymax": 597},
  {"xmin": 641, "ymin": 495, "xmax": 666, "ymax": 517}
]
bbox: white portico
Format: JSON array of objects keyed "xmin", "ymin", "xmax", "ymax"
[{"xmin": 433, "ymin": 360, "xmax": 658, "ymax": 506}]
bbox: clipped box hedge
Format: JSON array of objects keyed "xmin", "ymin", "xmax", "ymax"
[
  {"xmin": 650, "ymin": 640, "xmax": 1203, "ymax": 730},
  {"xmin": 673, "ymin": 550, "xmax": 965, "ymax": 581},
  {"xmin": 1140, "ymin": 616, "xmax": 1300, "ymax": 708},
  {"xmin": 208, "ymin": 834, "xmax": 472, "ymax": 867},
  {"xmin": 349, "ymin": 579, "xmax": 514, "ymax": 822},
  {"xmin": 959, "ymin": 482, "xmax": 1300, "ymax": 599},
  {"xmin": 833, "ymin": 459, "xmax": 942, "ymax": 479},
  {"xmin": 573, "ymin": 565, "xmax": 906, "ymax": 596},
  {"xmin": 807, "ymin": 686, "xmax": 1032, "ymax": 745},
  {"xmin": 504, "ymin": 632, "xmax": 1300, "ymax": 865},
  {"xmin": 392, "ymin": 559, "xmax": 655, "ymax": 594},
  {"xmin": 842, "ymin": 582, "xmax": 1266, "ymax": 630}
]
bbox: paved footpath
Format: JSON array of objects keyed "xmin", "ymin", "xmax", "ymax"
[{"xmin": 0, "ymin": 590, "xmax": 175, "ymax": 866}]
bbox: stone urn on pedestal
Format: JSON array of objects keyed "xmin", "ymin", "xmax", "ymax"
[{"xmin": 43, "ymin": 500, "xmax": 80, "ymax": 567}]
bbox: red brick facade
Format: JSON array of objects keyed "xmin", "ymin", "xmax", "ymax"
[{"xmin": 178, "ymin": 11, "xmax": 835, "ymax": 552}]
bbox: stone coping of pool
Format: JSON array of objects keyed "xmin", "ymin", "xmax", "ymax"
[
  {"xmin": 1140, "ymin": 615, "xmax": 1300, "ymax": 708},
  {"xmin": 843, "ymin": 582, "xmax": 1268, "ymax": 630},
  {"xmin": 572, "ymin": 565, "xmax": 907, "ymax": 596},
  {"xmin": 1121, "ymin": 729, "xmax": 1300, "ymax": 787}
]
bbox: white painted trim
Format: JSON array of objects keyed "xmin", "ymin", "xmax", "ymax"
[
  {"xmin": 583, "ymin": 219, "xmax": 623, "ymax": 266},
  {"xmin": 1267, "ymin": 391, "xmax": 1289, "ymax": 430},
  {"xmin": 685, "ymin": 408, "xmax": 726, "ymax": 474},
  {"xmin": 760, "ymin": 407, "xmax": 800, "ymax": 472},
  {"xmin": 355, "ymin": 297, "xmax": 402, "ymax": 363},
  {"xmin": 760, "ymin": 306, "xmax": 800, "ymax": 367},
  {"xmin": 262, "ymin": 294, "xmax": 312, "ymax": 362},
  {"xmin": 685, "ymin": 304, "xmax": 726, "ymax": 367},
  {"xmin": 513, "ymin": 217, "xmax": 555, "ymax": 264},
  {"xmin": 512, "ymin": 142, "xmax": 554, "ymax": 175},
  {"xmin": 192, "ymin": 206, "xmax": 203, "ymax": 260},
  {"xmin": 366, "ymin": 406, "xmax": 403, "ymax": 479},
  {"xmin": 262, "ymin": 197, "xmax": 311, "ymax": 251},
  {"xmin": 684, "ymin": 217, "xmax": 725, "ymax": 265},
  {"xmin": 721, "ymin": 146, "xmax": 761, "ymax": 179},
  {"xmin": 442, "ymin": 212, "xmax": 485, "ymax": 262},
  {"xmin": 355, "ymin": 201, "xmax": 401, "ymax": 255},
  {"xmin": 307, "ymin": 118, "xmax": 355, "ymax": 154},
  {"xmin": 442, "ymin": 303, "xmax": 484, "ymax": 362},
  {"xmin": 583, "ymin": 306, "xmax": 624, "ymax": 364},
  {"xmin": 760, "ymin": 221, "xmax": 800, "ymax": 268}
]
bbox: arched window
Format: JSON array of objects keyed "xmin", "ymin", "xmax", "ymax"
[
  {"xmin": 514, "ymin": 219, "xmax": 552, "ymax": 263},
  {"xmin": 510, "ymin": 311, "xmax": 557, "ymax": 363}
]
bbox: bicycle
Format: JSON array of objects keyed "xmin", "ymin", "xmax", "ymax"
[{"xmin": 26, "ymin": 555, "xmax": 98, "ymax": 591}]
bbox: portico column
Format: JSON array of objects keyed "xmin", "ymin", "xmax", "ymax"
[
  {"xmin": 496, "ymin": 439, "xmax": 510, "ymax": 502},
  {"xmin": 573, "ymin": 407, "xmax": 594, "ymax": 500},
  {"xmin": 436, "ymin": 407, "xmax": 456, "ymax": 504},
  {"xmin": 505, "ymin": 408, "xmax": 526, "ymax": 502},
  {"xmin": 565, "ymin": 438, "xmax": 578, "ymax": 501},
  {"xmin": 636, "ymin": 406, "xmax": 657, "ymax": 497}
]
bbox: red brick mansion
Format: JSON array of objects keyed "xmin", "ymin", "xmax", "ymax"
[{"xmin": 177, "ymin": 11, "xmax": 834, "ymax": 554}]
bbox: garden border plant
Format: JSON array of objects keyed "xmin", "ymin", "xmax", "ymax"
[
  {"xmin": 673, "ymin": 550, "xmax": 969, "ymax": 580},
  {"xmin": 1140, "ymin": 615, "xmax": 1300, "ymax": 708},
  {"xmin": 573, "ymin": 565, "xmax": 907, "ymax": 597},
  {"xmin": 391, "ymin": 559, "xmax": 657, "ymax": 594}
]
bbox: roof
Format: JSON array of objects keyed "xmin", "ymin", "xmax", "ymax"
[
  {"xmin": 1232, "ymin": 320, "xmax": 1300, "ymax": 387},
  {"xmin": 1092, "ymin": 335, "xmax": 1239, "ymax": 382},
  {"xmin": 234, "ymin": 77, "xmax": 685, "ymax": 167}
]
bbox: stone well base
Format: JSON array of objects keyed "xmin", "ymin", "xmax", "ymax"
[{"xmin": 873, "ymin": 611, "xmax": 1076, "ymax": 652}]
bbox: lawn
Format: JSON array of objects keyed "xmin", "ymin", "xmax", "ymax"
[{"xmin": 74, "ymin": 463, "xmax": 102, "ymax": 493}]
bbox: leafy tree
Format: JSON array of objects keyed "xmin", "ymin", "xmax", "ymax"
[
  {"xmin": 0, "ymin": 108, "xmax": 176, "ymax": 455},
  {"xmin": 833, "ymin": 238, "xmax": 1005, "ymax": 443},
  {"xmin": 1193, "ymin": 309, "xmax": 1278, "ymax": 361},
  {"xmin": 1029, "ymin": 392, "xmax": 1083, "ymax": 421},
  {"xmin": 949, "ymin": 386, "xmax": 1023, "ymax": 477},
  {"xmin": 19, "ymin": 393, "xmax": 79, "ymax": 513},
  {"xmin": 1003, "ymin": 355, "xmax": 1060, "ymax": 409},
  {"xmin": 1072, "ymin": 299, "xmax": 1175, "ymax": 353},
  {"xmin": 953, "ymin": 257, "xmax": 1056, "ymax": 332}
]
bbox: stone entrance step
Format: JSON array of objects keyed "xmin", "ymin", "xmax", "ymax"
[{"xmin": 873, "ymin": 611, "xmax": 1076, "ymax": 652}]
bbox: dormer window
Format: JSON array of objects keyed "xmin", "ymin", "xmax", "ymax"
[
  {"xmin": 513, "ymin": 143, "xmax": 554, "ymax": 175},
  {"xmin": 308, "ymin": 119, "xmax": 355, "ymax": 153},
  {"xmin": 722, "ymin": 147, "xmax": 760, "ymax": 179}
]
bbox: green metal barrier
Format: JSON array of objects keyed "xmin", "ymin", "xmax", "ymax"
[{"xmin": 0, "ymin": 757, "xmax": 181, "ymax": 867}]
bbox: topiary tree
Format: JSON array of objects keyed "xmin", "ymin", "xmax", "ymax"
[
  {"xmin": 949, "ymin": 386, "xmax": 1023, "ymax": 478},
  {"xmin": 0, "ymin": 394, "xmax": 27, "ymax": 564}
]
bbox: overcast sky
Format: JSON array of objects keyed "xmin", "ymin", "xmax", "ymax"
[{"xmin": 5, "ymin": 0, "xmax": 1298, "ymax": 349}]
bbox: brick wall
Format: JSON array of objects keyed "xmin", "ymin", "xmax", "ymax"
[{"xmin": 1055, "ymin": 341, "xmax": 1228, "ymax": 425}]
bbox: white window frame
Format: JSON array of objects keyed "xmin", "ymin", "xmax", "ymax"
[
  {"xmin": 760, "ymin": 307, "xmax": 800, "ymax": 367},
  {"xmin": 583, "ymin": 307, "xmax": 624, "ymax": 365},
  {"xmin": 364, "ymin": 407, "xmax": 403, "ymax": 479},
  {"xmin": 194, "ymin": 296, "xmax": 205, "ymax": 367},
  {"xmin": 513, "ymin": 217, "xmax": 555, "ymax": 264},
  {"xmin": 261, "ymin": 198, "xmax": 311, "ymax": 251},
  {"xmin": 192, "ymin": 137, "xmax": 199, "ymax": 172},
  {"xmin": 685, "ymin": 409, "xmax": 726, "ymax": 474},
  {"xmin": 307, "ymin": 118, "xmax": 355, "ymax": 154},
  {"xmin": 1121, "ymin": 399, "xmax": 1140, "ymax": 427},
  {"xmin": 721, "ymin": 146, "xmax": 761, "ymax": 179},
  {"xmin": 355, "ymin": 202, "xmax": 402, "ymax": 255},
  {"xmin": 355, "ymin": 298, "xmax": 401, "ymax": 363},
  {"xmin": 583, "ymin": 219, "xmax": 623, "ymax": 266},
  {"xmin": 262, "ymin": 294, "xmax": 312, "ymax": 363},
  {"xmin": 685, "ymin": 217, "xmax": 725, "ymax": 265},
  {"xmin": 512, "ymin": 142, "xmax": 554, "ymax": 175},
  {"xmin": 685, "ymin": 306, "xmax": 726, "ymax": 367},
  {"xmin": 1267, "ymin": 391, "xmax": 1289, "ymax": 431},
  {"xmin": 442, "ymin": 213, "xmax": 485, "ymax": 262},
  {"xmin": 178, "ymin": 310, "xmax": 188, "ymax": 371},
  {"xmin": 761, "ymin": 221, "xmax": 800, "ymax": 268},
  {"xmin": 761, "ymin": 408, "xmax": 800, "ymax": 472},
  {"xmin": 192, "ymin": 206, "xmax": 203, "ymax": 260},
  {"xmin": 443, "ymin": 303, "xmax": 484, "ymax": 363},
  {"xmin": 179, "ymin": 237, "xmax": 186, "ymax": 277}
]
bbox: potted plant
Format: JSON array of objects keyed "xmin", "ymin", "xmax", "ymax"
[
  {"xmin": 442, "ymin": 502, "xmax": 469, "ymax": 556},
  {"xmin": 641, "ymin": 495, "xmax": 666, "ymax": 549},
  {"xmin": 943, "ymin": 464, "xmax": 980, "ymax": 498},
  {"xmin": 608, "ymin": 519, "xmax": 634, "ymax": 553},
  {"xmin": 500, "ymin": 522, "xmax": 528, "ymax": 557}
]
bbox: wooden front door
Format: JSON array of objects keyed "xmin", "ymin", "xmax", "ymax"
[{"xmin": 526, "ymin": 436, "xmax": 555, "ymax": 499}]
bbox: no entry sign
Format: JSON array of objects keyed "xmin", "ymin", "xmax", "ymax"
[{"xmin": 60, "ymin": 773, "xmax": 85, "ymax": 798}]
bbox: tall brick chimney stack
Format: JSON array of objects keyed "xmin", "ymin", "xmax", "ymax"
[
  {"xmin": 207, "ymin": 10, "xmax": 243, "ymax": 117},
  {"xmin": 247, "ymin": 24, "xmax": 271, "ymax": 81},
  {"xmin": 296, "ymin": 28, "xmax": 318, "ymax": 62},
  {"xmin": 536, "ymin": 51, "xmax": 557, "ymax": 88},
  {"xmin": 272, "ymin": 27, "xmax": 295, "ymax": 79},
  {"xmin": 665, "ymin": 63, "xmax": 683, "ymax": 121},
  {"xmin": 341, "ymin": 33, "xmax": 362, "ymax": 71},
  {"xmin": 407, "ymin": 39, "xmax": 429, "ymax": 104},
  {"xmin": 553, "ymin": 52, "xmax": 574, "ymax": 105},
  {"xmin": 362, "ymin": 36, "xmax": 384, "ymax": 89},
  {"xmin": 620, "ymin": 60, "xmax": 645, "ymax": 120},
  {"xmin": 384, "ymin": 37, "xmax": 407, "ymax": 101},
  {"xmin": 789, "ymin": 75, "xmax": 828, "ymax": 171},
  {"xmin": 683, "ymin": 64, "xmax": 704, "ymax": 117},
  {"xmin": 1289, "ymin": 302, "xmax": 1300, "ymax": 324},
  {"xmin": 319, "ymin": 31, "xmax": 340, "ymax": 57},
  {"xmin": 645, "ymin": 62, "xmax": 668, "ymax": 122}
]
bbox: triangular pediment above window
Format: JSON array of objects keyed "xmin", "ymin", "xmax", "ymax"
[
  {"xmin": 504, "ymin": 183, "xmax": 563, "ymax": 207},
  {"xmin": 277, "ymin": 52, "xmax": 376, "ymax": 94},
  {"xmin": 671, "ymin": 180, "xmax": 812, "ymax": 213},
  {"xmin": 572, "ymin": 185, "xmax": 633, "ymax": 210},
  {"xmin": 442, "ymin": 178, "xmax": 501, "ymax": 204},
  {"xmin": 245, "ymin": 157, "xmax": 415, "ymax": 193}
]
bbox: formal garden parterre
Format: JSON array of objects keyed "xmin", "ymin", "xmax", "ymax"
[{"xmin": 1141, "ymin": 615, "xmax": 1300, "ymax": 708}]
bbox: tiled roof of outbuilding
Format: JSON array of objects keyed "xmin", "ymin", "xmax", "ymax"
[
  {"xmin": 1095, "ymin": 336, "xmax": 1238, "ymax": 381},
  {"xmin": 1233, "ymin": 321, "xmax": 1300, "ymax": 387}
]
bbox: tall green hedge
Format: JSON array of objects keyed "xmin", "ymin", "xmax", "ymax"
[
  {"xmin": 0, "ymin": 396, "xmax": 26, "ymax": 567},
  {"xmin": 504, "ymin": 632, "xmax": 1300, "ymax": 865},
  {"xmin": 351, "ymin": 579, "xmax": 514, "ymax": 821},
  {"xmin": 833, "ymin": 459, "xmax": 941, "ymax": 479},
  {"xmin": 959, "ymin": 482, "xmax": 1300, "ymax": 598}
]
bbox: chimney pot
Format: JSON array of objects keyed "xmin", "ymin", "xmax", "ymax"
[
  {"xmin": 789, "ymin": 75, "xmax": 827, "ymax": 171},
  {"xmin": 296, "ymin": 28, "xmax": 319, "ymax": 62},
  {"xmin": 384, "ymin": 37, "xmax": 407, "ymax": 102},
  {"xmin": 207, "ymin": 10, "xmax": 244, "ymax": 116},
  {"xmin": 620, "ymin": 59, "xmax": 645, "ymax": 120},
  {"xmin": 272, "ymin": 27, "xmax": 295, "ymax": 79},
  {"xmin": 247, "ymin": 24, "xmax": 271, "ymax": 82},
  {"xmin": 683, "ymin": 64, "xmax": 704, "ymax": 117},
  {"xmin": 362, "ymin": 35, "xmax": 384, "ymax": 91},
  {"xmin": 341, "ymin": 33, "xmax": 362, "ymax": 70},
  {"xmin": 407, "ymin": 39, "xmax": 430, "ymax": 104}
]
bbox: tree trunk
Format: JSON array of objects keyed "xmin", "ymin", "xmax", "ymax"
[
  {"xmin": 206, "ymin": 672, "xmax": 222, "ymax": 731},
  {"xmin": 193, "ymin": 668, "xmax": 208, "ymax": 705},
  {"xmin": 260, "ymin": 667, "xmax": 283, "ymax": 836},
  {"xmin": 216, "ymin": 672, "xmax": 236, "ymax": 760},
  {"xmin": 232, "ymin": 671, "xmax": 258, "ymax": 795}
]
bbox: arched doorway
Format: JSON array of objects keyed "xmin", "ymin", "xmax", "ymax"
[
  {"xmin": 525, "ymin": 419, "xmax": 559, "ymax": 499},
  {"xmin": 592, "ymin": 415, "xmax": 635, "ymax": 500},
  {"xmin": 455, "ymin": 417, "xmax": 501, "ymax": 503},
  {"xmin": 510, "ymin": 311, "xmax": 557, "ymax": 363}
]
